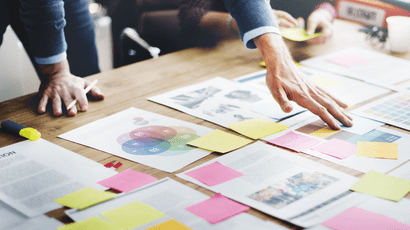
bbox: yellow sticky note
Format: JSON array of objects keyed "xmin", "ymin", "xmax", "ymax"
[
  {"xmin": 145, "ymin": 219, "xmax": 193, "ymax": 230},
  {"xmin": 280, "ymin": 28, "xmax": 321, "ymax": 42},
  {"xmin": 350, "ymin": 170, "xmax": 410, "ymax": 202},
  {"xmin": 187, "ymin": 129, "xmax": 253, "ymax": 153},
  {"xmin": 58, "ymin": 216, "xmax": 124, "ymax": 230},
  {"xmin": 101, "ymin": 201, "xmax": 165, "ymax": 229},
  {"xmin": 227, "ymin": 118, "xmax": 288, "ymax": 139},
  {"xmin": 357, "ymin": 142, "xmax": 398, "ymax": 159},
  {"xmin": 310, "ymin": 76, "xmax": 343, "ymax": 90},
  {"xmin": 54, "ymin": 187, "xmax": 116, "ymax": 210},
  {"xmin": 310, "ymin": 127, "xmax": 340, "ymax": 139}
]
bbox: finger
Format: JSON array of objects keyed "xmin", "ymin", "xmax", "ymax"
[
  {"xmin": 89, "ymin": 85, "xmax": 105, "ymax": 100},
  {"xmin": 312, "ymin": 90, "xmax": 353, "ymax": 127},
  {"xmin": 60, "ymin": 88, "xmax": 78, "ymax": 116},
  {"xmin": 276, "ymin": 11, "xmax": 299, "ymax": 27},
  {"xmin": 73, "ymin": 87, "xmax": 88, "ymax": 112},
  {"xmin": 296, "ymin": 92, "xmax": 341, "ymax": 130},
  {"xmin": 277, "ymin": 18, "xmax": 296, "ymax": 28},
  {"xmin": 38, "ymin": 93, "xmax": 49, "ymax": 114},
  {"xmin": 51, "ymin": 92, "xmax": 63, "ymax": 116},
  {"xmin": 271, "ymin": 85, "xmax": 294, "ymax": 113},
  {"xmin": 306, "ymin": 19, "xmax": 320, "ymax": 35}
]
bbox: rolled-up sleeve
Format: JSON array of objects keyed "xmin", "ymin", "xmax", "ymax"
[
  {"xmin": 221, "ymin": 0, "xmax": 280, "ymax": 49},
  {"xmin": 19, "ymin": 0, "xmax": 67, "ymax": 65}
]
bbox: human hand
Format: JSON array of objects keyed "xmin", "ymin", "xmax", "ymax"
[
  {"xmin": 272, "ymin": 9, "xmax": 300, "ymax": 29},
  {"xmin": 306, "ymin": 8, "xmax": 334, "ymax": 44},
  {"xmin": 254, "ymin": 33, "xmax": 352, "ymax": 130},
  {"xmin": 38, "ymin": 60, "xmax": 104, "ymax": 116}
]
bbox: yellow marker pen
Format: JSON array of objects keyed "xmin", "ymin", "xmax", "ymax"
[{"xmin": 1, "ymin": 120, "xmax": 41, "ymax": 141}]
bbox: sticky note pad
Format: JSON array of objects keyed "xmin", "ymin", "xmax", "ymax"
[
  {"xmin": 356, "ymin": 142, "xmax": 398, "ymax": 159},
  {"xmin": 185, "ymin": 193, "xmax": 250, "ymax": 224},
  {"xmin": 280, "ymin": 28, "xmax": 321, "ymax": 41},
  {"xmin": 58, "ymin": 216, "xmax": 124, "ymax": 230},
  {"xmin": 101, "ymin": 201, "xmax": 165, "ymax": 229},
  {"xmin": 311, "ymin": 138, "xmax": 357, "ymax": 159},
  {"xmin": 268, "ymin": 131, "xmax": 323, "ymax": 152},
  {"xmin": 145, "ymin": 219, "xmax": 193, "ymax": 230},
  {"xmin": 187, "ymin": 129, "xmax": 252, "ymax": 153},
  {"xmin": 97, "ymin": 168, "xmax": 158, "ymax": 193},
  {"xmin": 321, "ymin": 206, "xmax": 410, "ymax": 230},
  {"xmin": 54, "ymin": 187, "xmax": 116, "ymax": 210},
  {"xmin": 185, "ymin": 161, "xmax": 244, "ymax": 186},
  {"xmin": 227, "ymin": 118, "xmax": 288, "ymax": 139},
  {"xmin": 350, "ymin": 170, "xmax": 410, "ymax": 201},
  {"xmin": 325, "ymin": 53, "xmax": 371, "ymax": 67}
]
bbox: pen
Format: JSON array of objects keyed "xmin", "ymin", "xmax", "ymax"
[
  {"xmin": 66, "ymin": 79, "xmax": 98, "ymax": 110},
  {"xmin": 1, "ymin": 120, "xmax": 41, "ymax": 141}
]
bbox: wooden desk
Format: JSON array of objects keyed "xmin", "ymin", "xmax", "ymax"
[{"xmin": 1, "ymin": 19, "xmax": 409, "ymax": 229}]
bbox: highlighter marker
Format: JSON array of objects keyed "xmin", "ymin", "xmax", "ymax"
[{"xmin": 1, "ymin": 120, "xmax": 41, "ymax": 141}]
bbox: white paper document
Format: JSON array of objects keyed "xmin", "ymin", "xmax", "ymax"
[
  {"xmin": 300, "ymin": 47, "xmax": 410, "ymax": 90},
  {"xmin": 148, "ymin": 77, "xmax": 305, "ymax": 127},
  {"xmin": 59, "ymin": 107, "xmax": 214, "ymax": 172},
  {"xmin": 0, "ymin": 211, "xmax": 62, "ymax": 230},
  {"xmin": 351, "ymin": 92, "xmax": 410, "ymax": 131},
  {"xmin": 177, "ymin": 142, "xmax": 364, "ymax": 228},
  {"xmin": 235, "ymin": 67, "xmax": 390, "ymax": 106},
  {"xmin": 0, "ymin": 139, "xmax": 117, "ymax": 217},
  {"xmin": 388, "ymin": 160, "xmax": 410, "ymax": 181},
  {"xmin": 66, "ymin": 178, "xmax": 288, "ymax": 230}
]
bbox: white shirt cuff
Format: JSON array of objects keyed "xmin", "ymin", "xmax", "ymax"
[
  {"xmin": 35, "ymin": 52, "xmax": 67, "ymax": 65},
  {"xmin": 243, "ymin": 26, "xmax": 281, "ymax": 49}
]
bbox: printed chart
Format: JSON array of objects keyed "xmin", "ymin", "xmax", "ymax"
[{"xmin": 59, "ymin": 108, "xmax": 213, "ymax": 172}]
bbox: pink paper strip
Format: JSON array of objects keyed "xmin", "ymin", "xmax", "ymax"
[
  {"xmin": 268, "ymin": 131, "xmax": 323, "ymax": 152},
  {"xmin": 97, "ymin": 169, "xmax": 158, "ymax": 193},
  {"xmin": 310, "ymin": 138, "xmax": 357, "ymax": 159},
  {"xmin": 325, "ymin": 53, "xmax": 371, "ymax": 67},
  {"xmin": 185, "ymin": 161, "xmax": 244, "ymax": 187},
  {"xmin": 185, "ymin": 193, "xmax": 250, "ymax": 224},
  {"xmin": 322, "ymin": 206, "xmax": 410, "ymax": 230}
]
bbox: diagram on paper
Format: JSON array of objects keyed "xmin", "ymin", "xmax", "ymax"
[
  {"xmin": 248, "ymin": 172, "xmax": 338, "ymax": 209},
  {"xmin": 117, "ymin": 123, "xmax": 200, "ymax": 156}
]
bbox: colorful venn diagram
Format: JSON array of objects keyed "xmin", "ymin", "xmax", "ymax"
[{"xmin": 117, "ymin": 126, "xmax": 200, "ymax": 156}]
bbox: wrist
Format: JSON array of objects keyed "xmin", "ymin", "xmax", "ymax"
[
  {"xmin": 254, "ymin": 33, "xmax": 293, "ymax": 67},
  {"xmin": 39, "ymin": 59, "xmax": 70, "ymax": 79}
]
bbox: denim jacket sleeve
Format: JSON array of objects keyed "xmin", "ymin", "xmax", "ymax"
[
  {"xmin": 221, "ymin": 0, "xmax": 280, "ymax": 49},
  {"xmin": 19, "ymin": 0, "xmax": 67, "ymax": 65}
]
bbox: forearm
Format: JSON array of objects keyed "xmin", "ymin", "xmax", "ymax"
[
  {"xmin": 199, "ymin": 11, "xmax": 239, "ymax": 39},
  {"xmin": 19, "ymin": 0, "xmax": 67, "ymax": 65}
]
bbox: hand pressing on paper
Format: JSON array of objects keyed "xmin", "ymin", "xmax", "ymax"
[
  {"xmin": 38, "ymin": 59, "xmax": 105, "ymax": 116},
  {"xmin": 254, "ymin": 33, "xmax": 353, "ymax": 130}
]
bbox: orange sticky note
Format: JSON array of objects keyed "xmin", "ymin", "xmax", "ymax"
[{"xmin": 145, "ymin": 219, "xmax": 192, "ymax": 230}]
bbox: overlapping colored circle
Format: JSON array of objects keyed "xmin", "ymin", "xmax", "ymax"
[{"xmin": 117, "ymin": 125, "xmax": 200, "ymax": 156}]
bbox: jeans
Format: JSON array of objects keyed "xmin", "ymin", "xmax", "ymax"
[{"xmin": 0, "ymin": 0, "xmax": 100, "ymax": 78}]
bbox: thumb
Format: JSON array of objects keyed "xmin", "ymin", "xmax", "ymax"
[{"xmin": 306, "ymin": 19, "xmax": 319, "ymax": 35}]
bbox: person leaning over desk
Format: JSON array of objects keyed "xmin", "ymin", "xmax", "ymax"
[
  {"xmin": 179, "ymin": 0, "xmax": 353, "ymax": 130},
  {"xmin": 0, "ymin": 0, "xmax": 104, "ymax": 117}
]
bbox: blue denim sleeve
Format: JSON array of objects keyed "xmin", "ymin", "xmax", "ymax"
[
  {"xmin": 221, "ymin": 0, "xmax": 280, "ymax": 49},
  {"xmin": 19, "ymin": 0, "xmax": 67, "ymax": 65}
]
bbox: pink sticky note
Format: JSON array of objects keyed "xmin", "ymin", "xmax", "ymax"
[
  {"xmin": 185, "ymin": 193, "xmax": 250, "ymax": 224},
  {"xmin": 325, "ymin": 53, "xmax": 371, "ymax": 67},
  {"xmin": 97, "ymin": 169, "xmax": 158, "ymax": 193},
  {"xmin": 322, "ymin": 206, "xmax": 410, "ymax": 230},
  {"xmin": 184, "ymin": 161, "xmax": 244, "ymax": 187},
  {"xmin": 268, "ymin": 131, "xmax": 323, "ymax": 152},
  {"xmin": 310, "ymin": 138, "xmax": 356, "ymax": 159}
]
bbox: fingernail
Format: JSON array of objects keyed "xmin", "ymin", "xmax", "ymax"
[{"xmin": 82, "ymin": 105, "xmax": 88, "ymax": 111}]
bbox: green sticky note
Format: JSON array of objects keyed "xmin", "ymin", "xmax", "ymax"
[
  {"xmin": 227, "ymin": 118, "xmax": 288, "ymax": 139},
  {"xmin": 280, "ymin": 28, "xmax": 321, "ymax": 41},
  {"xmin": 58, "ymin": 216, "xmax": 124, "ymax": 230},
  {"xmin": 356, "ymin": 142, "xmax": 398, "ymax": 159},
  {"xmin": 350, "ymin": 170, "xmax": 410, "ymax": 201},
  {"xmin": 101, "ymin": 201, "xmax": 165, "ymax": 229},
  {"xmin": 54, "ymin": 187, "xmax": 116, "ymax": 210},
  {"xmin": 187, "ymin": 129, "xmax": 253, "ymax": 153}
]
